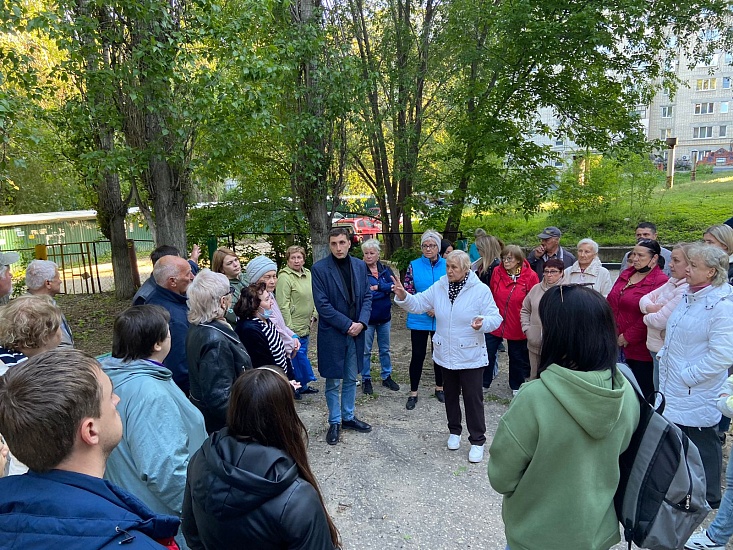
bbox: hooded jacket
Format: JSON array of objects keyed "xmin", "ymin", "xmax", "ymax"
[
  {"xmin": 0, "ymin": 469, "xmax": 180, "ymax": 549},
  {"xmin": 101, "ymin": 357, "xmax": 208, "ymax": 517},
  {"xmin": 182, "ymin": 429, "xmax": 335, "ymax": 550},
  {"xmin": 488, "ymin": 364, "xmax": 639, "ymax": 550},
  {"xmin": 186, "ymin": 322, "xmax": 253, "ymax": 433},
  {"xmin": 367, "ymin": 260, "xmax": 394, "ymax": 325},
  {"xmin": 639, "ymin": 277, "xmax": 688, "ymax": 353},
  {"xmin": 489, "ymin": 260, "xmax": 539, "ymax": 341},
  {"xmin": 395, "ymin": 271, "xmax": 502, "ymax": 370},
  {"xmin": 276, "ymin": 266, "xmax": 316, "ymax": 337}
]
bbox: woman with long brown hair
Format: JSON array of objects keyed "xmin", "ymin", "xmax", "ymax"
[{"xmin": 182, "ymin": 368, "xmax": 340, "ymax": 549}]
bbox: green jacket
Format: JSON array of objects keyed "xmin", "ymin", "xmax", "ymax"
[
  {"xmin": 488, "ymin": 364, "xmax": 639, "ymax": 550},
  {"xmin": 275, "ymin": 266, "xmax": 316, "ymax": 336},
  {"xmin": 224, "ymin": 275, "xmax": 247, "ymax": 328}
]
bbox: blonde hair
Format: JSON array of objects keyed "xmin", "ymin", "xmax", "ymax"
[
  {"xmin": 285, "ymin": 246, "xmax": 306, "ymax": 261},
  {"xmin": 187, "ymin": 269, "xmax": 230, "ymax": 325},
  {"xmin": 704, "ymin": 225, "xmax": 733, "ymax": 254},
  {"xmin": 502, "ymin": 244, "xmax": 526, "ymax": 264},
  {"xmin": 0, "ymin": 295, "xmax": 62, "ymax": 351},
  {"xmin": 687, "ymin": 243, "xmax": 729, "ymax": 286},
  {"xmin": 476, "ymin": 235, "xmax": 504, "ymax": 273}
]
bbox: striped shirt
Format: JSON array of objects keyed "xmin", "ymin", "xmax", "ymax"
[{"xmin": 258, "ymin": 319, "xmax": 290, "ymax": 376}]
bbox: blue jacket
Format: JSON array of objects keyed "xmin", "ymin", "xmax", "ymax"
[
  {"xmin": 147, "ymin": 284, "xmax": 190, "ymax": 395},
  {"xmin": 311, "ymin": 254, "xmax": 372, "ymax": 379},
  {"xmin": 0, "ymin": 469, "xmax": 180, "ymax": 549},
  {"xmin": 367, "ymin": 261, "xmax": 393, "ymax": 325},
  {"xmin": 101, "ymin": 356, "xmax": 208, "ymax": 518},
  {"xmin": 406, "ymin": 256, "xmax": 446, "ymax": 331}
]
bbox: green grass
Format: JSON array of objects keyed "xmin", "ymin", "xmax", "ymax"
[{"xmin": 459, "ymin": 170, "xmax": 733, "ymax": 247}]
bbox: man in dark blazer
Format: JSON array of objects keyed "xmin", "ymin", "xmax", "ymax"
[{"xmin": 312, "ymin": 227, "xmax": 373, "ymax": 445}]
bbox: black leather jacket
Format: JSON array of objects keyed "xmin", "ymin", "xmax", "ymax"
[
  {"xmin": 182, "ymin": 429, "xmax": 335, "ymax": 550},
  {"xmin": 185, "ymin": 322, "xmax": 252, "ymax": 433}
]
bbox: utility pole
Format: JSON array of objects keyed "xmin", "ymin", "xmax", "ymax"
[{"xmin": 665, "ymin": 137, "xmax": 677, "ymax": 189}]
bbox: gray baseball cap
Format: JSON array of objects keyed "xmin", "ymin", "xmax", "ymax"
[
  {"xmin": 537, "ymin": 227, "xmax": 562, "ymax": 239},
  {"xmin": 0, "ymin": 251, "xmax": 19, "ymax": 266}
]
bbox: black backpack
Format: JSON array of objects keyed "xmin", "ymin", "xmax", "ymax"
[{"xmin": 614, "ymin": 364, "xmax": 711, "ymax": 550}]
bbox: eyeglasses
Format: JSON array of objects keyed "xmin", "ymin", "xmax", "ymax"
[
  {"xmin": 222, "ymin": 286, "xmax": 235, "ymax": 299},
  {"xmin": 421, "ymin": 243, "xmax": 438, "ymax": 250},
  {"xmin": 543, "ymin": 269, "xmax": 562, "ymax": 275},
  {"xmin": 502, "ymin": 257, "xmax": 516, "ymax": 263}
]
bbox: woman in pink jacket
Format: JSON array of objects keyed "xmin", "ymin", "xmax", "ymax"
[
  {"xmin": 639, "ymin": 243, "xmax": 690, "ymax": 392},
  {"xmin": 607, "ymin": 239, "xmax": 668, "ymax": 399}
]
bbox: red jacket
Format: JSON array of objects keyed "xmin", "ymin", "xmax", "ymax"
[
  {"xmin": 490, "ymin": 260, "xmax": 539, "ymax": 340},
  {"xmin": 607, "ymin": 266, "xmax": 668, "ymax": 361}
]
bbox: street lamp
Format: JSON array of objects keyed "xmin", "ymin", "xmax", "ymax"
[{"xmin": 665, "ymin": 137, "xmax": 677, "ymax": 189}]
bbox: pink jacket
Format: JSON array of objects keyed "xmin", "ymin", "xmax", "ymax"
[{"xmin": 639, "ymin": 278, "xmax": 688, "ymax": 353}]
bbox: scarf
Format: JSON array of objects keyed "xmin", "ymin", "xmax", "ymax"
[{"xmin": 448, "ymin": 272, "xmax": 469, "ymax": 303}]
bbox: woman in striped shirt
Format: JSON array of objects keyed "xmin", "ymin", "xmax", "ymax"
[{"xmin": 234, "ymin": 282, "xmax": 301, "ymax": 395}]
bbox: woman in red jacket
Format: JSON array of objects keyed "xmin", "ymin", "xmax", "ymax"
[
  {"xmin": 607, "ymin": 239, "xmax": 668, "ymax": 399},
  {"xmin": 486, "ymin": 245, "xmax": 539, "ymax": 396}
]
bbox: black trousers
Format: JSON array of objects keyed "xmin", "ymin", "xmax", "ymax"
[
  {"xmin": 409, "ymin": 330, "xmax": 443, "ymax": 392},
  {"xmin": 484, "ymin": 334, "xmax": 530, "ymax": 391},
  {"xmin": 626, "ymin": 358, "xmax": 655, "ymax": 402},
  {"xmin": 678, "ymin": 424, "xmax": 722, "ymax": 509},
  {"xmin": 440, "ymin": 365, "xmax": 486, "ymax": 446}
]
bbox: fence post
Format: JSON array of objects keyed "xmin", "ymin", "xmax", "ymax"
[
  {"xmin": 34, "ymin": 244, "xmax": 47, "ymax": 260},
  {"xmin": 128, "ymin": 239, "xmax": 141, "ymax": 288}
]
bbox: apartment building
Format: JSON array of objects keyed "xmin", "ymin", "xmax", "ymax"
[{"xmin": 648, "ymin": 50, "xmax": 733, "ymax": 166}]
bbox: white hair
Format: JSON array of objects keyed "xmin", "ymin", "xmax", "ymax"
[
  {"xmin": 361, "ymin": 239, "xmax": 381, "ymax": 253},
  {"xmin": 445, "ymin": 250, "xmax": 471, "ymax": 272},
  {"xmin": 687, "ymin": 243, "xmax": 729, "ymax": 286},
  {"xmin": 25, "ymin": 260, "xmax": 58, "ymax": 291},
  {"xmin": 576, "ymin": 238, "xmax": 599, "ymax": 254},
  {"xmin": 187, "ymin": 269, "xmax": 230, "ymax": 325}
]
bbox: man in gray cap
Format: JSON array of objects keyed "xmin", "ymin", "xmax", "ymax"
[
  {"xmin": 527, "ymin": 227, "xmax": 576, "ymax": 278},
  {"xmin": 0, "ymin": 251, "xmax": 20, "ymax": 305}
]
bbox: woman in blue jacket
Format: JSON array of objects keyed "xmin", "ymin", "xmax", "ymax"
[
  {"xmin": 403, "ymin": 230, "xmax": 447, "ymax": 409},
  {"xmin": 360, "ymin": 239, "xmax": 400, "ymax": 395}
]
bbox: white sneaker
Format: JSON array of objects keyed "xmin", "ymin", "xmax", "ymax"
[
  {"xmin": 512, "ymin": 389, "xmax": 519, "ymax": 397},
  {"xmin": 447, "ymin": 434, "xmax": 460, "ymax": 450},
  {"xmin": 685, "ymin": 529, "xmax": 724, "ymax": 549},
  {"xmin": 468, "ymin": 444, "xmax": 484, "ymax": 463}
]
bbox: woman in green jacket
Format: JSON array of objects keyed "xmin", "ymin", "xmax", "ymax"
[
  {"xmin": 275, "ymin": 245, "xmax": 318, "ymax": 395},
  {"xmin": 488, "ymin": 285, "xmax": 639, "ymax": 550},
  {"xmin": 212, "ymin": 247, "xmax": 247, "ymax": 327}
]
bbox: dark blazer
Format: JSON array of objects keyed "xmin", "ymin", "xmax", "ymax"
[
  {"xmin": 146, "ymin": 284, "xmax": 190, "ymax": 395},
  {"xmin": 311, "ymin": 254, "xmax": 372, "ymax": 379}
]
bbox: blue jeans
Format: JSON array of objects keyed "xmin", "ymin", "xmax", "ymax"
[
  {"xmin": 291, "ymin": 335, "xmax": 317, "ymax": 386},
  {"xmin": 325, "ymin": 339, "xmax": 358, "ymax": 425},
  {"xmin": 362, "ymin": 321, "xmax": 393, "ymax": 380},
  {"xmin": 707, "ymin": 447, "xmax": 733, "ymax": 544}
]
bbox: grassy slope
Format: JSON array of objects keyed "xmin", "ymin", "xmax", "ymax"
[{"xmin": 459, "ymin": 170, "xmax": 733, "ymax": 247}]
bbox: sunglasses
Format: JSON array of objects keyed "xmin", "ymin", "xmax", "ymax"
[{"xmin": 222, "ymin": 286, "xmax": 235, "ymax": 299}]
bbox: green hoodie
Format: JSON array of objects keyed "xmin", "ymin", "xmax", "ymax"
[{"xmin": 488, "ymin": 364, "xmax": 639, "ymax": 550}]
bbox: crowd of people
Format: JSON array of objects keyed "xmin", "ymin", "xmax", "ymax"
[{"xmin": 0, "ymin": 217, "xmax": 732, "ymax": 549}]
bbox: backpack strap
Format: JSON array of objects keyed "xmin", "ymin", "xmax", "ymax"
[{"xmin": 617, "ymin": 362, "xmax": 666, "ymax": 413}]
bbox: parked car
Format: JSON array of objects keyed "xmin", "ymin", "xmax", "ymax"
[{"xmin": 333, "ymin": 216, "xmax": 381, "ymax": 242}]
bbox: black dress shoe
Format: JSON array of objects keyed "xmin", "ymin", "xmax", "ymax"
[
  {"xmin": 362, "ymin": 378, "xmax": 373, "ymax": 395},
  {"xmin": 326, "ymin": 423, "xmax": 340, "ymax": 445},
  {"xmin": 300, "ymin": 386, "xmax": 319, "ymax": 394},
  {"xmin": 341, "ymin": 417, "xmax": 372, "ymax": 432},
  {"xmin": 382, "ymin": 376, "xmax": 400, "ymax": 391},
  {"xmin": 434, "ymin": 390, "xmax": 445, "ymax": 403},
  {"xmin": 406, "ymin": 395, "xmax": 418, "ymax": 410},
  {"xmin": 293, "ymin": 390, "xmax": 302, "ymax": 400}
]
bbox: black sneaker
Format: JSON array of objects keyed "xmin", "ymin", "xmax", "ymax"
[
  {"xmin": 382, "ymin": 376, "xmax": 400, "ymax": 391},
  {"xmin": 362, "ymin": 378, "xmax": 373, "ymax": 395}
]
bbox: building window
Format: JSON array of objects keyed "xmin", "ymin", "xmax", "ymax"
[
  {"xmin": 693, "ymin": 126, "xmax": 714, "ymax": 138},
  {"xmin": 722, "ymin": 102, "xmax": 730, "ymax": 114},
  {"xmin": 554, "ymin": 139, "xmax": 564, "ymax": 146},
  {"xmin": 721, "ymin": 126, "xmax": 728, "ymax": 137},
  {"xmin": 724, "ymin": 77, "xmax": 732, "ymax": 89},
  {"xmin": 727, "ymin": 53, "xmax": 733, "ymax": 65},
  {"xmin": 662, "ymin": 106, "xmax": 673, "ymax": 118},
  {"xmin": 660, "ymin": 128, "xmax": 672, "ymax": 140},
  {"xmin": 696, "ymin": 78, "xmax": 717, "ymax": 91},
  {"xmin": 694, "ymin": 102, "xmax": 715, "ymax": 114}
]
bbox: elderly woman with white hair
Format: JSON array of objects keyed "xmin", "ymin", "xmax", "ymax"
[
  {"xmin": 393, "ymin": 250, "xmax": 502, "ymax": 463},
  {"xmin": 185, "ymin": 269, "xmax": 252, "ymax": 433},
  {"xmin": 360, "ymin": 239, "xmax": 400, "ymax": 394},
  {"xmin": 563, "ymin": 238, "xmax": 612, "ymax": 297},
  {"xmin": 658, "ymin": 243, "xmax": 733, "ymax": 509},
  {"xmin": 25, "ymin": 259, "xmax": 73, "ymax": 347},
  {"xmin": 403, "ymin": 230, "xmax": 447, "ymax": 410}
]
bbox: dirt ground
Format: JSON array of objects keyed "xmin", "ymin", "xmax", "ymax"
[{"xmin": 59, "ymin": 293, "xmax": 730, "ymax": 550}]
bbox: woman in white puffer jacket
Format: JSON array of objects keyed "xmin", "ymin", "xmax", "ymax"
[{"xmin": 658, "ymin": 243, "xmax": 733, "ymax": 509}]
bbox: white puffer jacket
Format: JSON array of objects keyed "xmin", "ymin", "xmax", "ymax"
[
  {"xmin": 395, "ymin": 271, "xmax": 502, "ymax": 370},
  {"xmin": 658, "ymin": 283, "xmax": 733, "ymax": 427}
]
